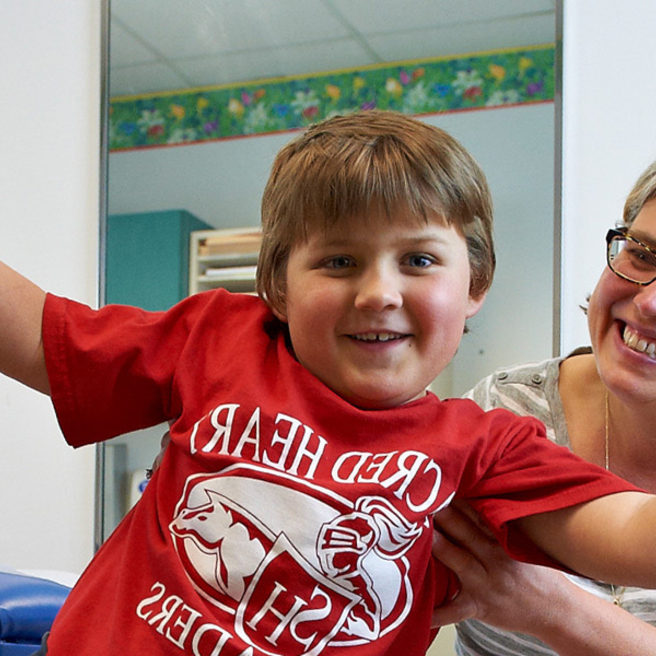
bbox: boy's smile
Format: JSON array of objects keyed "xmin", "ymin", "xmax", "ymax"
[{"xmin": 275, "ymin": 208, "xmax": 486, "ymax": 409}]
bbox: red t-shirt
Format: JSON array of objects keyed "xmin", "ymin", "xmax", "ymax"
[{"xmin": 42, "ymin": 290, "xmax": 633, "ymax": 655}]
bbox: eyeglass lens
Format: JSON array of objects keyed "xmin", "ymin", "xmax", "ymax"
[{"xmin": 609, "ymin": 235, "xmax": 656, "ymax": 284}]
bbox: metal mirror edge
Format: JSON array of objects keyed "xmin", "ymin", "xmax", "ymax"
[
  {"xmin": 95, "ymin": 0, "xmax": 111, "ymax": 553},
  {"xmin": 552, "ymin": 0, "xmax": 564, "ymax": 358}
]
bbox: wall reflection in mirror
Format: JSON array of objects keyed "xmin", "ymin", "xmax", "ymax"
[{"xmin": 101, "ymin": 0, "xmax": 558, "ymax": 540}]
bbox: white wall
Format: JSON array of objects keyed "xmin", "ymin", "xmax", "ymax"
[
  {"xmin": 559, "ymin": 0, "xmax": 656, "ymax": 353},
  {"xmin": 0, "ymin": 1, "xmax": 100, "ymax": 574}
]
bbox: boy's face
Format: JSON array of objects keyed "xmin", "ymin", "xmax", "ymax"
[{"xmin": 274, "ymin": 207, "xmax": 486, "ymax": 409}]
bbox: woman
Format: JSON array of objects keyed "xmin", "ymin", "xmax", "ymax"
[{"xmin": 432, "ymin": 161, "xmax": 656, "ymax": 655}]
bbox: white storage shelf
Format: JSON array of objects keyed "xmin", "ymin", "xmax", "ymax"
[{"xmin": 189, "ymin": 228, "xmax": 262, "ymax": 296}]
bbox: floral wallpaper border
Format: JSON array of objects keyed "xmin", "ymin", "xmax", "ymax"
[{"xmin": 109, "ymin": 44, "xmax": 554, "ymax": 152}]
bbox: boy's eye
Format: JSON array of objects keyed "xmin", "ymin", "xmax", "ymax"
[
  {"xmin": 323, "ymin": 255, "xmax": 354, "ymax": 270},
  {"xmin": 405, "ymin": 253, "xmax": 436, "ymax": 268}
]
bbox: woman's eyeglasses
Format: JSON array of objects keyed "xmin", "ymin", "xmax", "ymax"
[{"xmin": 606, "ymin": 228, "xmax": 656, "ymax": 286}]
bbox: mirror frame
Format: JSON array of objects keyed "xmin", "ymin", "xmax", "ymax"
[
  {"xmin": 94, "ymin": 0, "xmax": 564, "ymax": 550},
  {"xmin": 95, "ymin": 0, "xmax": 111, "ymax": 552},
  {"xmin": 553, "ymin": 0, "xmax": 564, "ymax": 357}
]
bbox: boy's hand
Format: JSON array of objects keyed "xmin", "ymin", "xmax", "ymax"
[{"xmin": 431, "ymin": 502, "xmax": 566, "ymax": 632}]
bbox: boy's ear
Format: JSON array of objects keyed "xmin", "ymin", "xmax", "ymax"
[
  {"xmin": 271, "ymin": 298, "xmax": 288, "ymax": 323},
  {"xmin": 466, "ymin": 291, "xmax": 487, "ymax": 319}
]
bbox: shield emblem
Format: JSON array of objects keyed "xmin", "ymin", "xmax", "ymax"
[{"xmin": 235, "ymin": 534, "xmax": 360, "ymax": 656}]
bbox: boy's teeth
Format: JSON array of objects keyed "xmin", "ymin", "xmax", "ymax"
[
  {"xmin": 355, "ymin": 332, "xmax": 398, "ymax": 342},
  {"xmin": 623, "ymin": 326, "xmax": 656, "ymax": 360}
]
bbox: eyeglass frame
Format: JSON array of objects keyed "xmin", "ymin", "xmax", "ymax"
[{"xmin": 606, "ymin": 227, "xmax": 656, "ymax": 286}]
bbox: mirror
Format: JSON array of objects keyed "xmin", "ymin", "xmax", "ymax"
[{"xmin": 101, "ymin": 0, "xmax": 558, "ymax": 544}]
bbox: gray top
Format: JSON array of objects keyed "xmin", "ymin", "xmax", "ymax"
[{"xmin": 455, "ymin": 355, "xmax": 656, "ymax": 656}]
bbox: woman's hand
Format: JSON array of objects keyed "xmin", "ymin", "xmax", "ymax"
[
  {"xmin": 431, "ymin": 502, "xmax": 656, "ymax": 656},
  {"xmin": 147, "ymin": 428, "xmax": 171, "ymax": 478},
  {"xmin": 431, "ymin": 502, "xmax": 567, "ymax": 632}
]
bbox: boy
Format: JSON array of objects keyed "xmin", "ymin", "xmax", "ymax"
[{"xmin": 1, "ymin": 110, "xmax": 654, "ymax": 655}]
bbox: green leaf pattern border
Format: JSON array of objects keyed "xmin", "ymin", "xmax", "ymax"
[{"xmin": 109, "ymin": 44, "xmax": 554, "ymax": 152}]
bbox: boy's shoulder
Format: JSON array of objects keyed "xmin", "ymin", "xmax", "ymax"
[
  {"xmin": 140, "ymin": 288, "xmax": 272, "ymax": 330},
  {"xmin": 437, "ymin": 393, "xmax": 538, "ymax": 430}
]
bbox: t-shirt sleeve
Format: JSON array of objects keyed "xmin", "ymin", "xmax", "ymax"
[
  {"xmin": 461, "ymin": 409, "xmax": 639, "ymax": 571},
  {"xmin": 42, "ymin": 293, "xmax": 208, "ymax": 446}
]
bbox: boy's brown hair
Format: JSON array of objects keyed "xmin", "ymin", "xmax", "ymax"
[{"xmin": 256, "ymin": 110, "xmax": 495, "ymax": 316}]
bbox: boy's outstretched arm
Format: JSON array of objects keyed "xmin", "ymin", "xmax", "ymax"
[
  {"xmin": 518, "ymin": 491, "xmax": 656, "ymax": 588},
  {"xmin": 0, "ymin": 261, "xmax": 49, "ymax": 394}
]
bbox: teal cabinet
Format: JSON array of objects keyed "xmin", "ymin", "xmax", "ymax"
[
  {"xmin": 105, "ymin": 209, "xmax": 211, "ymax": 311},
  {"xmin": 99, "ymin": 209, "xmax": 211, "ymax": 544}
]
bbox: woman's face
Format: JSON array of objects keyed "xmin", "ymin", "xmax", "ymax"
[{"xmin": 588, "ymin": 199, "xmax": 656, "ymax": 403}]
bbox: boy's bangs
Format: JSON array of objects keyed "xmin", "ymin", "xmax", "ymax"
[{"xmin": 288, "ymin": 149, "xmax": 456, "ymax": 238}]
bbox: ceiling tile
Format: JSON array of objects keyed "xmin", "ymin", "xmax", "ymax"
[
  {"xmin": 111, "ymin": 0, "xmax": 351, "ymax": 60},
  {"xmin": 366, "ymin": 14, "xmax": 555, "ymax": 63},
  {"xmin": 110, "ymin": 62, "xmax": 190, "ymax": 97},
  {"xmin": 108, "ymin": 0, "xmax": 556, "ymax": 97},
  {"xmin": 179, "ymin": 38, "xmax": 378, "ymax": 88},
  {"xmin": 109, "ymin": 21, "xmax": 158, "ymax": 67},
  {"xmin": 328, "ymin": 0, "xmax": 554, "ymax": 34}
]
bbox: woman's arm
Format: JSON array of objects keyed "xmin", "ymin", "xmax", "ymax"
[
  {"xmin": 0, "ymin": 261, "xmax": 49, "ymax": 393},
  {"xmin": 432, "ymin": 503, "xmax": 656, "ymax": 655}
]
